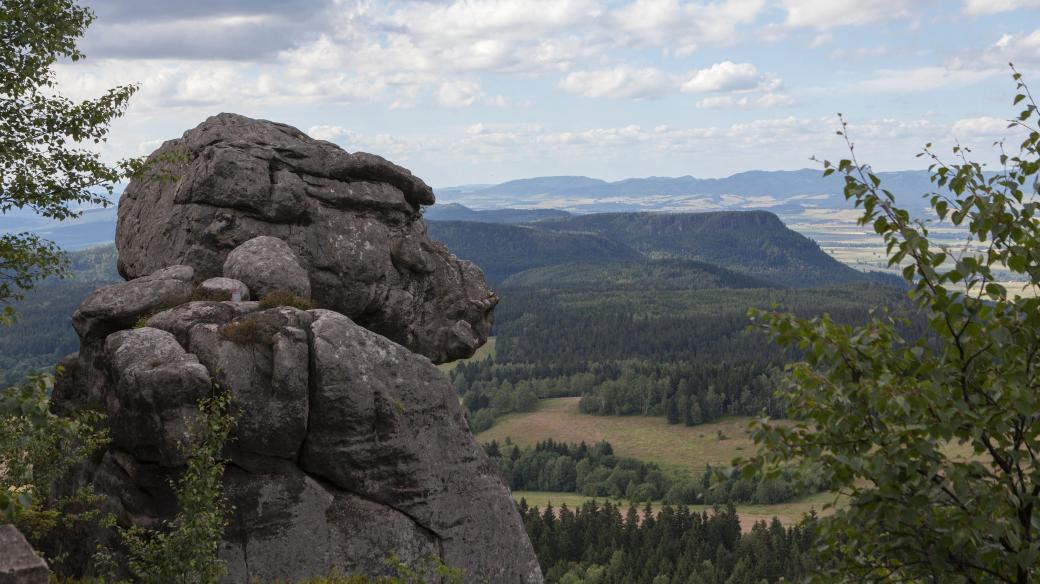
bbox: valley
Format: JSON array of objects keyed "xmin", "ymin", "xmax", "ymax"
[
  {"xmin": 0, "ymin": 209, "xmax": 908, "ymax": 532},
  {"xmin": 0, "ymin": 203, "xmax": 937, "ymax": 578}
]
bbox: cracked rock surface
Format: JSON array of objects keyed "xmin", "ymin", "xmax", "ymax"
[{"xmin": 46, "ymin": 114, "xmax": 541, "ymax": 584}]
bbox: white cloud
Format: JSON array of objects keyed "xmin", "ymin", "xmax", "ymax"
[
  {"xmin": 964, "ymin": 0, "xmax": 1040, "ymax": 15},
  {"xmin": 46, "ymin": 0, "xmax": 787, "ymax": 113},
  {"xmin": 437, "ymin": 80, "xmax": 485, "ymax": 107},
  {"xmin": 950, "ymin": 116, "xmax": 1014, "ymax": 137},
  {"xmin": 307, "ymin": 125, "xmax": 353, "ymax": 142},
  {"xmin": 782, "ymin": 0, "xmax": 928, "ymax": 28},
  {"xmin": 856, "ymin": 66, "xmax": 999, "ymax": 92},
  {"xmin": 613, "ymin": 0, "xmax": 765, "ymax": 55},
  {"xmin": 559, "ymin": 66, "xmax": 675, "ymax": 99},
  {"xmin": 315, "ymin": 116, "xmax": 948, "ymax": 162},
  {"xmin": 696, "ymin": 92, "xmax": 794, "ymax": 108},
  {"xmin": 986, "ymin": 29, "xmax": 1040, "ymax": 65},
  {"xmin": 809, "ymin": 32, "xmax": 833, "ymax": 47},
  {"xmin": 681, "ymin": 61, "xmax": 772, "ymax": 92},
  {"xmin": 559, "ymin": 61, "xmax": 786, "ymax": 102},
  {"xmin": 53, "ymin": 56, "xmax": 390, "ymax": 114}
]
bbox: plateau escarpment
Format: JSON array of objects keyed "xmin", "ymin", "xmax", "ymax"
[{"xmin": 47, "ymin": 114, "xmax": 542, "ymax": 584}]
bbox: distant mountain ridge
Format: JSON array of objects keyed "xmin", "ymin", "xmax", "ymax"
[
  {"xmin": 435, "ymin": 169, "xmax": 943, "ymax": 216},
  {"xmin": 531, "ymin": 210, "xmax": 874, "ymax": 287},
  {"xmin": 424, "ymin": 203, "xmax": 572, "ymax": 224},
  {"xmin": 500, "ymin": 258, "xmax": 773, "ymax": 291}
]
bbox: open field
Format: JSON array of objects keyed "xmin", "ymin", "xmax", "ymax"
[
  {"xmin": 477, "ymin": 397, "xmax": 782, "ymax": 475},
  {"xmin": 512, "ymin": 490, "xmax": 839, "ymax": 532},
  {"xmin": 438, "ymin": 336, "xmax": 496, "ymax": 373},
  {"xmin": 480, "ymin": 398, "xmax": 864, "ymax": 530}
]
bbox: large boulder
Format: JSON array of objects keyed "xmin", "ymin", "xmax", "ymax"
[
  {"xmin": 73, "ymin": 265, "xmax": 194, "ymax": 340},
  {"xmin": 197, "ymin": 277, "xmax": 251, "ymax": 301},
  {"xmin": 302, "ymin": 310, "xmax": 541, "ymax": 582},
  {"xmin": 222, "ymin": 236, "xmax": 309, "ymax": 301},
  {"xmin": 189, "ymin": 307, "xmax": 313, "ymax": 467},
  {"xmin": 115, "ymin": 113, "xmax": 495, "ymax": 363},
  {"xmin": 103, "ymin": 327, "xmax": 212, "ymax": 466}
]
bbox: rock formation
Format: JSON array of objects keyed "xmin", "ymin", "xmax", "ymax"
[
  {"xmin": 48, "ymin": 114, "xmax": 542, "ymax": 583},
  {"xmin": 115, "ymin": 113, "xmax": 494, "ymax": 364},
  {"xmin": 0, "ymin": 525, "xmax": 49, "ymax": 584}
]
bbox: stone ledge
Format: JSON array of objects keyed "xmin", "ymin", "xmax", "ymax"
[{"xmin": 0, "ymin": 525, "xmax": 48, "ymax": 584}]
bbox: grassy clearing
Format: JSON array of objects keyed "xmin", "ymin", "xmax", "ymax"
[
  {"xmin": 477, "ymin": 397, "xmax": 780, "ymax": 475},
  {"xmin": 513, "ymin": 490, "xmax": 838, "ymax": 532},
  {"xmin": 483, "ymin": 397, "xmax": 835, "ymax": 530},
  {"xmin": 438, "ymin": 336, "xmax": 496, "ymax": 373}
]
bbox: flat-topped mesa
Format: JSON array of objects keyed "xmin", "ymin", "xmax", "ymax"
[{"xmin": 115, "ymin": 113, "xmax": 495, "ymax": 363}]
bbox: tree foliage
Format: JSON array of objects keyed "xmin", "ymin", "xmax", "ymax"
[
  {"xmin": 452, "ymin": 283, "xmax": 915, "ymax": 430},
  {"xmin": 0, "ymin": 372, "xmax": 107, "ymax": 523},
  {"xmin": 0, "ymin": 0, "xmax": 136, "ymax": 319},
  {"xmin": 522, "ymin": 499, "xmax": 817, "ymax": 583},
  {"xmin": 742, "ymin": 67, "xmax": 1040, "ymax": 583},
  {"xmin": 122, "ymin": 392, "xmax": 235, "ymax": 584},
  {"xmin": 484, "ymin": 439, "xmax": 825, "ymax": 506}
]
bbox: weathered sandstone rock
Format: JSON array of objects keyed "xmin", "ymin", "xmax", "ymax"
[
  {"xmin": 115, "ymin": 113, "xmax": 495, "ymax": 363},
  {"xmin": 222, "ymin": 236, "xmax": 308, "ymax": 300},
  {"xmin": 0, "ymin": 525, "xmax": 48, "ymax": 584},
  {"xmin": 48, "ymin": 263, "xmax": 541, "ymax": 583},
  {"xmin": 198, "ymin": 277, "xmax": 251, "ymax": 301},
  {"xmin": 47, "ymin": 114, "xmax": 538, "ymax": 583},
  {"xmin": 72, "ymin": 265, "xmax": 194, "ymax": 340}
]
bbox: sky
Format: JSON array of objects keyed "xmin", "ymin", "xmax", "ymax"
[{"xmin": 55, "ymin": 0, "xmax": 1040, "ymax": 187}]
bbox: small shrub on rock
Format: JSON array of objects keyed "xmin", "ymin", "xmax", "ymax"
[
  {"xmin": 259, "ymin": 290, "xmax": 313, "ymax": 310},
  {"xmin": 218, "ymin": 319, "xmax": 263, "ymax": 345},
  {"xmin": 122, "ymin": 391, "xmax": 235, "ymax": 584},
  {"xmin": 191, "ymin": 286, "xmax": 232, "ymax": 302}
]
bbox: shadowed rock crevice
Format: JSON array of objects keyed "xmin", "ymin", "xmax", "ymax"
[{"xmin": 48, "ymin": 114, "xmax": 542, "ymax": 584}]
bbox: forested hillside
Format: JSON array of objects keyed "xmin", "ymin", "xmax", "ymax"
[
  {"xmin": 0, "ymin": 245, "xmax": 120, "ymax": 386},
  {"xmin": 429, "ymin": 210, "xmax": 898, "ymax": 287},
  {"xmin": 426, "ymin": 220, "xmax": 641, "ymax": 283},
  {"xmin": 533, "ymin": 211, "xmax": 873, "ymax": 287},
  {"xmin": 500, "ymin": 259, "xmax": 771, "ymax": 291},
  {"xmin": 453, "ymin": 283, "xmax": 915, "ymax": 430}
]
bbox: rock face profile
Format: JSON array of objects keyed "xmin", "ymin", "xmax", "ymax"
[
  {"xmin": 116, "ymin": 113, "xmax": 495, "ymax": 364},
  {"xmin": 49, "ymin": 115, "xmax": 542, "ymax": 584}
]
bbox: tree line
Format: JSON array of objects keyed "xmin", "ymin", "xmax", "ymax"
[
  {"xmin": 452, "ymin": 284, "xmax": 919, "ymax": 431},
  {"xmin": 521, "ymin": 498, "xmax": 817, "ymax": 583},
  {"xmin": 486, "ymin": 439, "xmax": 822, "ymax": 506}
]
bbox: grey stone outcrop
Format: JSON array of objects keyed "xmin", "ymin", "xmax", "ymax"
[
  {"xmin": 115, "ymin": 113, "xmax": 496, "ymax": 363},
  {"xmin": 0, "ymin": 525, "xmax": 48, "ymax": 584},
  {"xmin": 45, "ymin": 115, "xmax": 541, "ymax": 583}
]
